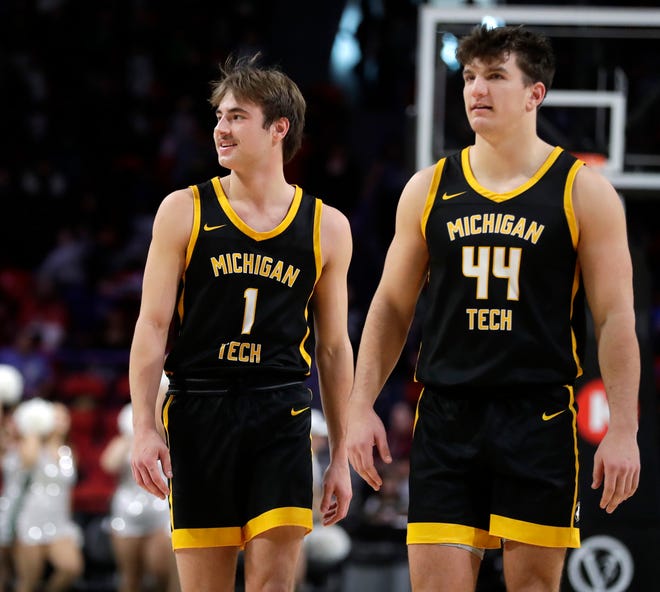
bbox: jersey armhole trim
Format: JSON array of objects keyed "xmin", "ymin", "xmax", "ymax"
[
  {"xmin": 177, "ymin": 185, "xmax": 202, "ymax": 323},
  {"xmin": 313, "ymin": 198, "xmax": 323, "ymax": 284},
  {"xmin": 187, "ymin": 184, "xmax": 202, "ymax": 267},
  {"xmin": 421, "ymin": 158, "xmax": 446, "ymax": 240},
  {"xmin": 563, "ymin": 160, "xmax": 585, "ymax": 250}
]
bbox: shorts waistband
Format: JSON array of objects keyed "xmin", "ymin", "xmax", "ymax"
[{"xmin": 168, "ymin": 377, "xmax": 304, "ymax": 394}]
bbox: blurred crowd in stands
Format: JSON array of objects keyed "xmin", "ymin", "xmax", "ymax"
[{"xmin": 0, "ymin": 1, "xmax": 658, "ymax": 590}]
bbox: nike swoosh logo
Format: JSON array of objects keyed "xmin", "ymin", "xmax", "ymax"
[
  {"xmin": 203, "ymin": 223, "xmax": 227, "ymax": 231},
  {"xmin": 291, "ymin": 406, "xmax": 310, "ymax": 416},
  {"xmin": 442, "ymin": 191, "xmax": 467, "ymax": 200},
  {"xmin": 542, "ymin": 410, "xmax": 566, "ymax": 421}
]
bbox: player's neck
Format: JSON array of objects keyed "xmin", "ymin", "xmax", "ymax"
[
  {"xmin": 220, "ymin": 171, "xmax": 296, "ymax": 232},
  {"xmin": 471, "ymin": 135, "xmax": 553, "ymax": 178},
  {"xmin": 226, "ymin": 167, "xmax": 292, "ymax": 206},
  {"xmin": 468, "ymin": 136, "xmax": 555, "ymax": 193}
]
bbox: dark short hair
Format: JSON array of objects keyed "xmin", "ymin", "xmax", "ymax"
[
  {"xmin": 209, "ymin": 53, "xmax": 306, "ymax": 163},
  {"xmin": 456, "ymin": 25, "xmax": 555, "ymax": 91}
]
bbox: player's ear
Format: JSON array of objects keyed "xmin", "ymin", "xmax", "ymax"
[
  {"xmin": 272, "ymin": 117, "xmax": 289, "ymax": 140},
  {"xmin": 529, "ymin": 81, "xmax": 547, "ymax": 110}
]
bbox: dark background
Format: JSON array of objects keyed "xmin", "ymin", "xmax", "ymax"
[{"xmin": 0, "ymin": 1, "xmax": 658, "ymax": 591}]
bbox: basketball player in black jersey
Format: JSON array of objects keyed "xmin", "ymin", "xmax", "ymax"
[
  {"xmin": 347, "ymin": 25, "xmax": 640, "ymax": 591},
  {"xmin": 129, "ymin": 54, "xmax": 354, "ymax": 591}
]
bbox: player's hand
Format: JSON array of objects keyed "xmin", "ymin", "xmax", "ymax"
[
  {"xmin": 319, "ymin": 459, "xmax": 352, "ymax": 526},
  {"xmin": 347, "ymin": 399, "xmax": 391, "ymax": 491},
  {"xmin": 592, "ymin": 427, "xmax": 640, "ymax": 513},
  {"xmin": 131, "ymin": 427, "xmax": 172, "ymax": 499}
]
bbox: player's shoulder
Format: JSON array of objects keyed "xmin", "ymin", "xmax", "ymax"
[
  {"xmin": 151, "ymin": 186, "xmax": 195, "ymax": 243},
  {"xmin": 573, "ymin": 163, "xmax": 619, "ymax": 204},
  {"xmin": 156, "ymin": 186, "xmax": 194, "ymax": 218},
  {"xmin": 410, "ymin": 162, "xmax": 438, "ymax": 186},
  {"xmin": 572, "ymin": 161, "xmax": 625, "ymax": 228},
  {"xmin": 395, "ymin": 163, "xmax": 439, "ymax": 215},
  {"xmin": 318, "ymin": 201, "xmax": 351, "ymax": 240}
]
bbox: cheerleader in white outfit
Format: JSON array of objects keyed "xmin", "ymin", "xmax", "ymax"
[
  {"xmin": 13, "ymin": 399, "xmax": 84, "ymax": 592},
  {"xmin": 0, "ymin": 363, "xmax": 27, "ymax": 589}
]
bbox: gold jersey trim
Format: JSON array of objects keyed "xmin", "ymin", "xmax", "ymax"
[
  {"xmin": 211, "ymin": 176, "xmax": 303, "ymax": 241},
  {"xmin": 172, "ymin": 526, "xmax": 243, "ymax": 550},
  {"xmin": 564, "ymin": 160, "xmax": 585, "ymax": 377},
  {"xmin": 176, "ymin": 185, "xmax": 202, "ymax": 323},
  {"xmin": 564, "ymin": 159, "xmax": 584, "ymax": 250},
  {"xmin": 244, "ymin": 507, "xmax": 313, "ymax": 543},
  {"xmin": 407, "ymin": 522, "xmax": 501, "ymax": 549},
  {"xmin": 313, "ymin": 198, "xmax": 323, "ymax": 285},
  {"xmin": 566, "ymin": 384, "xmax": 581, "ymax": 533},
  {"xmin": 462, "ymin": 146, "xmax": 564, "ymax": 203},
  {"xmin": 490, "ymin": 514, "xmax": 580, "ymax": 549},
  {"xmin": 412, "ymin": 385, "xmax": 425, "ymax": 432},
  {"xmin": 170, "ymin": 507, "xmax": 312, "ymax": 550},
  {"xmin": 163, "ymin": 394, "xmax": 174, "ymax": 532},
  {"xmin": 421, "ymin": 158, "xmax": 446, "ymax": 241},
  {"xmin": 298, "ymin": 199, "xmax": 323, "ymax": 370}
]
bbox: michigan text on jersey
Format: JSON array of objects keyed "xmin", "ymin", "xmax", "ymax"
[
  {"xmin": 447, "ymin": 214, "xmax": 545, "ymax": 244},
  {"xmin": 210, "ymin": 253, "xmax": 301, "ymax": 287}
]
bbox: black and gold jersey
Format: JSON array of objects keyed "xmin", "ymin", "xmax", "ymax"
[
  {"xmin": 164, "ymin": 177, "xmax": 322, "ymax": 381},
  {"xmin": 415, "ymin": 146, "xmax": 586, "ymax": 388}
]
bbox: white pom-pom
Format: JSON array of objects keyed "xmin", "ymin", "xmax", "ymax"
[
  {"xmin": 13, "ymin": 398, "xmax": 56, "ymax": 437},
  {"xmin": 158, "ymin": 372, "xmax": 170, "ymax": 397},
  {"xmin": 305, "ymin": 524, "xmax": 351, "ymax": 564},
  {"xmin": 310, "ymin": 409, "xmax": 328, "ymax": 437},
  {"xmin": 0, "ymin": 364, "xmax": 24, "ymax": 405},
  {"xmin": 117, "ymin": 404, "xmax": 133, "ymax": 437}
]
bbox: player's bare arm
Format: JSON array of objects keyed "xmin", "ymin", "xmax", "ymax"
[
  {"xmin": 573, "ymin": 165, "xmax": 641, "ymax": 513},
  {"xmin": 347, "ymin": 166, "xmax": 432, "ymax": 491},
  {"xmin": 313, "ymin": 204, "xmax": 354, "ymax": 525},
  {"xmin": 129, "ymin": 188, "xmax": 192, "ymax": 499}
]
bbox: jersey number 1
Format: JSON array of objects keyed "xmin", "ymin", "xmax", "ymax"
[{"xmin": 242, "ymin": 288, "xmax": 258, "ymax": 334}]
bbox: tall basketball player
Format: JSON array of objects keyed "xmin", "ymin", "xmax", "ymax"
[{"xmin": 347, "ymin": 25, "xmax": 640, "ymax": 592}]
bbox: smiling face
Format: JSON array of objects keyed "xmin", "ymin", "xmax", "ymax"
[
  {"xmin": 213, "ymin": 91, "xmax": 288, "ymax": 172},
  {"xmin": 208, "ymin": 56, "xmax": 306, "ymax": 164},
  {"xmin": 462, "ymin": 52, "xmax": 546, "ymax": 140}
]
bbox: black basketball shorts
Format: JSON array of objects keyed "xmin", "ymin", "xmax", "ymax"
[
  {"xmin": 162, "ymin": 381, "xmax": 314, "ymax": 550},
  {"xmin": 407, "ymin": 383, "xmax": 580, "ymax": 549}
]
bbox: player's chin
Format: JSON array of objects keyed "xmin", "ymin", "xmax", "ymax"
[
  {"xmin": 468, "ymin": 118, "xmax": 490, "ymax": 133},
  {"xmin": 216, "ymin": 154, "xmax": 235, "ymax": 169}
]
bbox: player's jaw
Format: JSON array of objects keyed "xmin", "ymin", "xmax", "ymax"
[
  {"xmin": 216, "ymin": 137, "xmax": 238, "ymax": 166},
  {"xmin": 465, "ymin": 98, "xmax": 496, "ymax": 134}
]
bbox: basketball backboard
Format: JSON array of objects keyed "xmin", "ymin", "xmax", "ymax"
[{"xmin": 415, "ymin": 6, "xmax": 660, "ymax": 197}]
